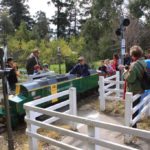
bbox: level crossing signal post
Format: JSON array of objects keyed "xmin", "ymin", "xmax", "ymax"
[
  {"xmin": 0, "ymin": 48, "xmax": 14, "ymax": 150},
  {"xmin": 115, "ymin": 17, "xmax": 130, "ymax": 65}
]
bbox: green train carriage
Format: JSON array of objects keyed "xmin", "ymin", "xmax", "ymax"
[{"xmin": 0, "ymin": 70, "xmax": 99, "ymax": 127}]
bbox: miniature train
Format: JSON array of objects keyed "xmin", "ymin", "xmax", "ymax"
[{"xmin": 0, "ymin": 70, "xmax": 99, "ymax": 127}]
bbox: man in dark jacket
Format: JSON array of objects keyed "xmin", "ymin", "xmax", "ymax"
[
  {"xmin": 7, "ymin": 57, "xmax": 18, "ymax": 91},
  {"xmin": 123, "ymin": 45, "xmax": 146, "ymax": 128},
  {"xmin": 26, "ymin": 48, "xmax": 41, "ymax": 75},
  {"xmin": 124, "ymin": 53, "xmax": 131, "ymax": 66},
  {"xmin": 69, "ymin": 56, "xmax": 90, "ymax": 77}
]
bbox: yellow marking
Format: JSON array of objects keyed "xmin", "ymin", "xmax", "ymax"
[
  {"xmin": 50, "ymin": 84, "xmax": 58, "ymax": 103},
  {"xmin": 15, "ymin": 84, "xmax": 20, "ymax": 95}
]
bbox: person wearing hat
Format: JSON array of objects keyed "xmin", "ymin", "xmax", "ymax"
[
  {"xmin": 42, "ymin": 64, "xmax": 50, "ymax": 73},
  {"xmin": 69, "ymin": 56, "xmax": 90, "ymax": 77},
  {"xmin": 7, "ymin": 57, "xmax": 18, "ymax": 91},
  {"xmin": 26, "ymin": 48, "xmax": 42, "ymax": 75}
]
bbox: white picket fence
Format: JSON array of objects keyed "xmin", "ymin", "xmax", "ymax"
[
  {"xmin": 99, "ymin": 71, "xmax": 124, "ymax": 111},
  {"xmin": 124, "ymin": 92, "xmax": 150, "ymax": 143},
  {"xmin": 125, "ymin": 92, "xmax": 150, "ymax": 126},
  {"xmin": 99, "ymin": 72, "xmax": 150, "ymax": 143},
  {"xmin": 24, "ymin": 87, "xmax": 150, "ymax": 150},
  {"xmin": 24, "ymin": 87, "xmax": 77, "ymax": 150}
]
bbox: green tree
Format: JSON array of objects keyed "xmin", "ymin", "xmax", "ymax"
[
  {"xmin": 32, "ymin": 11, "xmax": 50, "ymax": 40},
  {"xmin": 128, "ymin": 0, "xmax": 150, "ymax": 50},
  {"xmin": 1, "ymin": 0, "xmax": 34, "ymax": 29},
  {"xmin": 129, "ymin": 0, "xmax": 150, "ymax": 21},
  {"xmin": 48, "ymin": 0, "xmax": 74, "ymax": 38},
  {"xmin": 0, "ymin": 8, "xmax": 14, "ymax": 36},
  {"xmin": 81, "ymin": 0, "xmax": 124, "ymax": 61},
  {"xmin": 15, "ymin": 21, "xmax": 30, "ymax": 42}
]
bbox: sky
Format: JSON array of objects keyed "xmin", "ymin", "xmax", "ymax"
[
  {"xmin": 26, "ymin": 0, "xmax": 56, "ymax": 19},
  {"xmin": 27, "ymin": 0, "xmax": 129, "ymax": 19}
]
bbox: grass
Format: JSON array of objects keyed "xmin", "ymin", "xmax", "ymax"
[
  {"xmin": 50, "ymin": 63, "xmax": 66, "ymax": 74},
  {"xmin": 92, "ymin": 61, "xmax": 100, "ymax": 69},
  {"xmin": 1, "ymin": 124, "xmax": 72, "ymax": 150}
]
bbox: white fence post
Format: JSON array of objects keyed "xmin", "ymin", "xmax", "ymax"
[
  {"xmin": 116, "ymin": 71, "xmax": 120, "ymax": 98},
  {"xmin": 124, "ymin": 92, "xmax": 133, "ymax": 143},
  {"xmin": 26, "ymin": 110, "xmax": 38, "ymax": 150},
  {"xmin": 69, "ymin": 87, "xmax": 77, "ymax": 130},
  {"xmin": 88, "ymin": 114, "xmax": 100, "ymax": 150},
  {"xmin": 99, "ymin": 76, "xmax": 105, "ymax": 111},
  {"xmin": 88, "ymin": 125, "xmax": 95, "ymax": 150}
]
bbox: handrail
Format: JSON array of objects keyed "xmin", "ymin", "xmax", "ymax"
[
  {"xmin": 25, "ymin": 118, "xmax": 137, "ymax": 150},
  {"xmin": 24, "ymin": 105, "xmax": 150, "ymax": 140}
]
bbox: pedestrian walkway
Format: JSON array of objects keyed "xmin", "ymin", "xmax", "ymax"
[{"xmin": 61, "ymin": 103, "xmax": 150, "ymax": 150}]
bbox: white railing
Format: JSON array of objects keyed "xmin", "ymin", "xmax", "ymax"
[
  {"xmin": 99, "ymin": 71, "xmax": 124, "ymax": 111},
  {"xmin": 125, "ymin": 92, "xmax": 150, "ymax": 143},
  {"xmin": 24, "ymin": 88, "xmax": 150, "ymax": 150},
  {"xmin": 24, "ymin": 87, "xmax": 77, "ymax": 150}
]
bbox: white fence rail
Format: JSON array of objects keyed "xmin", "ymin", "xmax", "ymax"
[
  {"xmin": 24, "ymin": 87, "xmax": 77, "ymax": 150},
  {"xmin": 125, "ymin": 92, "xmax": 150, "ymax": 143},
  {"xmin": 24, "ymin": 88, "xmax": 150, "ymax": 150},
  {"xmin": 99, "ymin": 71, "xmax": 124, "ymax": 111}
]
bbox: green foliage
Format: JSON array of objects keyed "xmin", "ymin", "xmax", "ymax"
[
  {"xmin": 33, "ymin": 11, "xmax": 50, "ymax": 40},
  {"xmin": 1, "ymin": 0, "xmax": 34, "ymax": 29},
  {"xmin": 50, "ymin": 63, "xmax": 66, "ymax": 74},
  {"xmin": 15, "ymin": 21, "xmax": 30, "ymax": 41},
  {"xmin": 0, "ymin": 9, "xmax": 14, "ymax": 36},
  {"xmin": 2, "ymin": 0, "xmax": 150, "ymax": 70},
  {"xmin": 68, "ymin": 36, "xmax": 85, "ymax": 53},
  {"xmin": 49, "ymin": 0, "xmax": 79, "ymax": 38},
  {"xmin": 129, "ymin": 0, "xmax": 150, "ymax": 20},
  {"xmin": 7, "ymin": 35, "xmax": 77, "ymax": 68},
  {"xmin": 79, "ymin": 0, "xmax": 122, "ymax": 62}
]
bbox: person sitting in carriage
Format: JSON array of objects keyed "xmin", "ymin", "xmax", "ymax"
[{"xmin": 69, "ymin": 56, "xmax": 90, "ymax": 77}]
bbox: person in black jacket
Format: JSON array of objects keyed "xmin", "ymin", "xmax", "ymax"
[
  {"xmin": 124, "ymin": 53, "xmax": 131, "ymax": 66},
  {"xmin": 7, "ymin": 58, "xmax": 18, "ymax": 91},
  {"xmin": 26, "ymin": 48, "xmax": 41, "ymax": 75},
  {"xmin": 69, "ymin": 56, "xmax": 90, "ymax": 77}
]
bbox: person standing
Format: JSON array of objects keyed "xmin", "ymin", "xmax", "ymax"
[
  {"xmin": 69, "ymin": 56, "xmax": 90, "ymax": 77},
  {"xmin": 7, "ymin": 58, "xmax": 18, "ymax": 91},
  {"xmin": 98, "ymin": 60, "xmax": 107, "ymax": 74},
  {"xmin": 123, "ymin": 45, "xmax": 146, "ymax": 128},
  {"xmin": 124, "ymin": 53, "xmax": 131, "ymax": 66},
  {"xmin": 112, "ymin": 53, "xmax": 119, "ymax": 71},
  {"xmin": 26, "ymin": 48, "xmax": 41, "ymax": 75}
]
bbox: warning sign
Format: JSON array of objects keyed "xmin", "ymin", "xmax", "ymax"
[
  {"xmin": 50, "ymin": 84, "xmax": 58, "ymax": 103},
  {"xmin": 15, "ymin": 84, "xmax": 20, "ymax": 95}
]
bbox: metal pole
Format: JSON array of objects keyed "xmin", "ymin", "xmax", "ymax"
[
  {"xmin": 58, "ymin": 56, "xmax": 61, "ymax": 74},
  {"xmin": 120, "ymin": 15, "xmax": 125, "ymax": 65},
  {"xmin": 0, "ymin": 48, "xmax": 14, "ymax": 150},
  {"xmin": 57, "ymin": 47, "xmax": 61, "ymax": 74}
]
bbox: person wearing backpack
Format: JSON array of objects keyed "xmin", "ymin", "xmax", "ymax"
[{"xmin": 123, "ymin": 45, "xmax": 146, "ymax": 128}]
